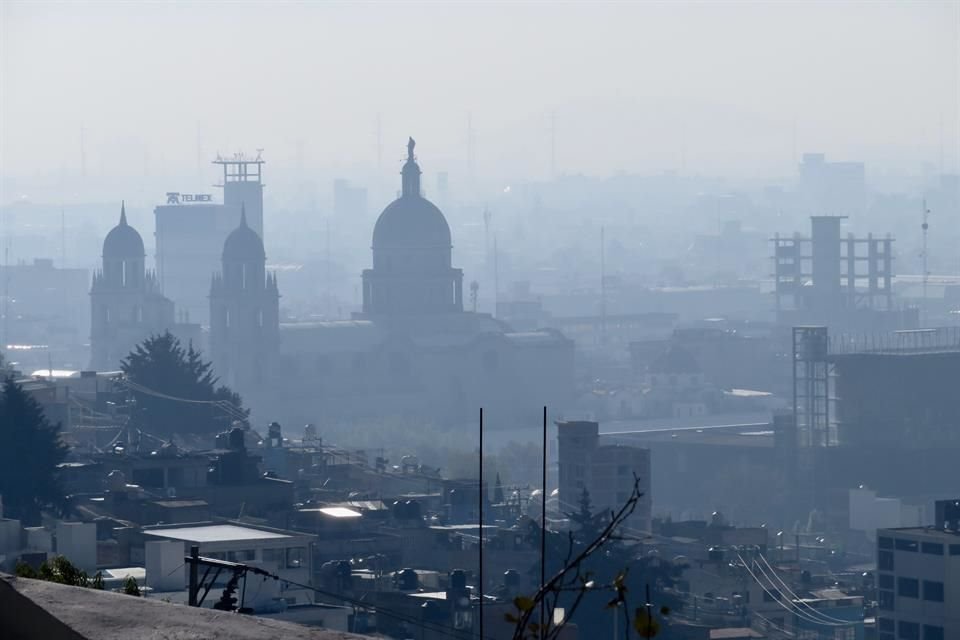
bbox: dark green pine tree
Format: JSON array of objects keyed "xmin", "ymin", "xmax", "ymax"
[
  {"xmin": 0, "ymin": 377, "xmax": 70, "ymax": 524},
  {"xmin": 493, "ymin": 472, "xmax": 506, "ymax": 504},
  {"xmin": 566, "ymin": 486, "xmax": 609, "ymax": 541},
  {"xmin": 121, "ymin": 332, "xmax": 248, "ymax": 437}
]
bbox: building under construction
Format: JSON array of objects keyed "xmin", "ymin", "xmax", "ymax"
[
  {"xmin": 772, "ymin": 216, "xmax": 917, "ymax": 331},
  {"xmin": 789, "ymin": 325, "xmax": 960, "ymax": 508}
]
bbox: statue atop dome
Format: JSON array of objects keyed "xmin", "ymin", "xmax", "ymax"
[{"xmin": 407, "ymin": 137, "xmax": 416, "ymax": 161}]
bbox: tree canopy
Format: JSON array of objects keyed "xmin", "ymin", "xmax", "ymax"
[
  {"xmin": 0, "ymin": 377, "xmax": 70, "ymax": 524},
  {"xmin": 121, "ymin": 332, "xmax": 248, "ymax": 437}
]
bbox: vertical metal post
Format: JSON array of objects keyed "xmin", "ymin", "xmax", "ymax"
[
  {"xmin": 188, "ymin": 545, "xmax": 199, "ymax": 606},
  {"xmin": 478, "ymin": 407, "xmax": 484, "ymax": 640},
  {"xmin": 540, "ymin": 406, "xmax": 547, "ymax": 639}
]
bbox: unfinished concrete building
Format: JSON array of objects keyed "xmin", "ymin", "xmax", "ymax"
[{"xmin": 772, "ymin": 216, "xmax": 917, "ymax": 331}]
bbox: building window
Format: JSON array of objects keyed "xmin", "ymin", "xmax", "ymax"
[
  {"xmin": 617, "ymin": 465, "xmax": 629, "ymax": 475},
  {"xmin": 922, "ymin": 625, "xmax": 944, "ymax": 640},
  {"xmin": 286, "ymin": 547, "xmax": 305, "ymax": 568},
  {"xmin": 897, "ymin": 577, "xmax": 919, "ymax": 599},
  {"xmin": 878, "ymin": 536, "xmax": 893, "ymax": 549},
  {"xmin": 897, "ymin": 621, "xmax": 919, "ymax": 640},
  {"xmin": 878, "ymin": 550, "xmax": 894, "ymax": 571},
  {"xmin": 949, "ymin": 544, "xmax": 960, "ymax": 556},
  {"xmin": 262, "ymin": 548, "xmax": 283, "ymax": 564},
  {"xmin": 878, "ymin": 573, "xmax": 894, "ymax": 590},
  {"xmin": 877, "ymin": 590, "xmax": 894, "ymax": 610},
  {"xmin": 895, "ymin": 538, "xmax": 918, "ymax": 552},
  {"xmin": 834, "ymin": 629, "xmax": 854, "ymax": 640},
  {"xmin": 922, "ymin": 580, "xmax": 944, "ymax": 602},
  {"xmin": 227, "ymin": 549, "xmax": 255, "ymax": 562},
  {"xmin": 921, "ymin": 542, "xmax": 943, "ymax": 555},
  {"xmin": 878, "ymin": 618, "xmax": 894, "ymax": 633}
]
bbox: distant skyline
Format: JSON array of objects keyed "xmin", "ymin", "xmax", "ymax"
[{"xmin": 2, "ymin": 1, "xmax": 958, "ymax": 188}]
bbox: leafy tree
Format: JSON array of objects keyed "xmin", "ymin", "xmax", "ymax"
[
  {"xmin": 121, "ymin": 332, "xmax": 247, "ymax": 437},
  {"xmin": 0, "ymin": 377, "xmax": 70, "ymax": 524},
  {"xmin": 566, "ymin": 487, "xmax": 608, "ymax": 541},
  {"xmin": 122, "ymin": 575, "xmax": 141, "ymax": 596},
  {"xmin": 16, "ymin": 556, "xmax": 91, "ymax": 587},
  {"xmin": 91, "ymin": 571, "xmax": 105, "ymax": 590},
  {"xmin": 494, "ymin": 472, "xmax": 506, "ymax": 504}
]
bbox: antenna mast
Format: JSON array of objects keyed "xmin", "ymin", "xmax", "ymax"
[
  {"xmin": 549, "ymin": 110, "xmax": 556, "ymax": 179},
  {"xmin": 600, "ymin": 225, "xmax": 607, "ymax": 347},
  {"xmin": 921, "ymin": 198, "xmax": 930, "ymax": 325}
]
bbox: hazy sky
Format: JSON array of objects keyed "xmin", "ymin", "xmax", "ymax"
[{"xmin": 2, "ymin": 1, "xmax": 958, "ymax": 185}]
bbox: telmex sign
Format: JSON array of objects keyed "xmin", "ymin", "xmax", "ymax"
[{"xmin": 166, "ymin": 192, "xmax": 213, "ymax": 205}]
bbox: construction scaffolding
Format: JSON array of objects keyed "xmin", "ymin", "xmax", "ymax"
[
  {"xmin": 772, "ymin": 217, "xmax": 894, "ymax": 316},
  {"xmin": 792, "ymin": 326, "xmax": 832, "ymax": 448}
]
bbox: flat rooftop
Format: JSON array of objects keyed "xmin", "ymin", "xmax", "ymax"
[
  {"xmin": 880, "ymin": 526, "xmax": 960, "ymax": 540},
  {"xmin": 143, "ymin": 524, "xmax": 294, "ymax": 543}
]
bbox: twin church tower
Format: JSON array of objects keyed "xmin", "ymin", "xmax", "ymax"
[{"xmin": 91, "ymin": 139, "xmax": 456, "ymax": 388}]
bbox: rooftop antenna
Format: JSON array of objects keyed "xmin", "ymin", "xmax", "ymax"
[
  {"xmin": 467, "ymin": 112, "xmax": 476, "ymax": 186},
  {"xmin": 196, "ymin": 121, "xmax": 203, "ymax": 179},
  {"xmin": 80, "ymin": 125, "xmax": 87, "ymax": 179},
  {"xmin": 921, "ymin": 198, "xmax": 931, "ymax": 325},
  {"xmin": 600, "ymin": 225, "xmax": 607, "ymax": 346},
  {"xmin": 60, "ymin": 206, "xmax": 66, "ymax": 268},
  {"xmin": 493, "ymin": 234, "xmax": 499, "ymax": 318},
  {"xmin": 549, "ymin": 110, "xmax": 556, "ymax": 179},
  {"xmin": 376, "ymin": 113, "xmax": 383, "ymax": 174},
  {"xmin": 2, "ymin": 244, "xmax": 8, "ymax": 350}
]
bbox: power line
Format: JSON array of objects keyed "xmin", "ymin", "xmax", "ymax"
[
  {"xmin": 753, "ymin": 552, "xmax": 852, "ymax": 625},
  {"xmin": 735, "ymin": 553, "xmax": 854, "ymax": 628}
]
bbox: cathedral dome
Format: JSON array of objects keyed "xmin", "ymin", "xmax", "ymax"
[
  {"xmin": 372, "ymin": 137, "xmax": 451, "ymax": 251},
  {"xmin": 103, "ymin": 202, "xmax": 145, "ymax": 258},
  {"xmin": 223, "ymin": 205, "xmax": 265, "ymax": 261},
  {"xmin": 373, "ymin": 196, "xmax": 451, "ymax": 250}
]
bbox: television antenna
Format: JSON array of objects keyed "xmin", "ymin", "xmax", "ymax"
[{"xmin": 921, "ymin": 198, "xmax": 930, "ymax": 324}]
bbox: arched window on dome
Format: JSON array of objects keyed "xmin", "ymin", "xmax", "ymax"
[{"xmin": 225, "ymin": 309, "xmax": 231, "ymax": 329}]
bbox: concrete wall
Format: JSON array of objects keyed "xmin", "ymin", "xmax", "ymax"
[
  {"xmin": 144, "ymin": 540, "xmax": 183, "ymax": 592},
  {"xmin": 55, "ymin": 522, "xmax": 96, "ymax": 572}
]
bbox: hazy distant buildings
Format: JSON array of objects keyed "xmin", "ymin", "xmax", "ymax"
[
  {"xmin": 799, "ymin": 152, "xmax": 866, "ymax": 217},
  {"xmin": 332, "ymin": 179, "xmax": 367, "ymax": 221},
  {"xmin": 153, "ymin": 154, "xmax": 265, "ymax": 324},
  {"xmin": 232, "ymin": 139, "xmax": 574, "ymax": 425},
  {"xmin": 556, "ymin": 420, "xmax": 652, "ymax": 533},
  {"xmin": 772, "ymin": 215, "xmax": 916, "ymax": 331},
  {"xmin": 0, "ymin": 258, "xmax": 88, "ymax": 368},
  {"xmin": 89, "ymin": 204, "xmax": 192, "ymax": 370},
  {"xmin": 209, "ymin": 205, "xmax": 280, "ymax": 392}
]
